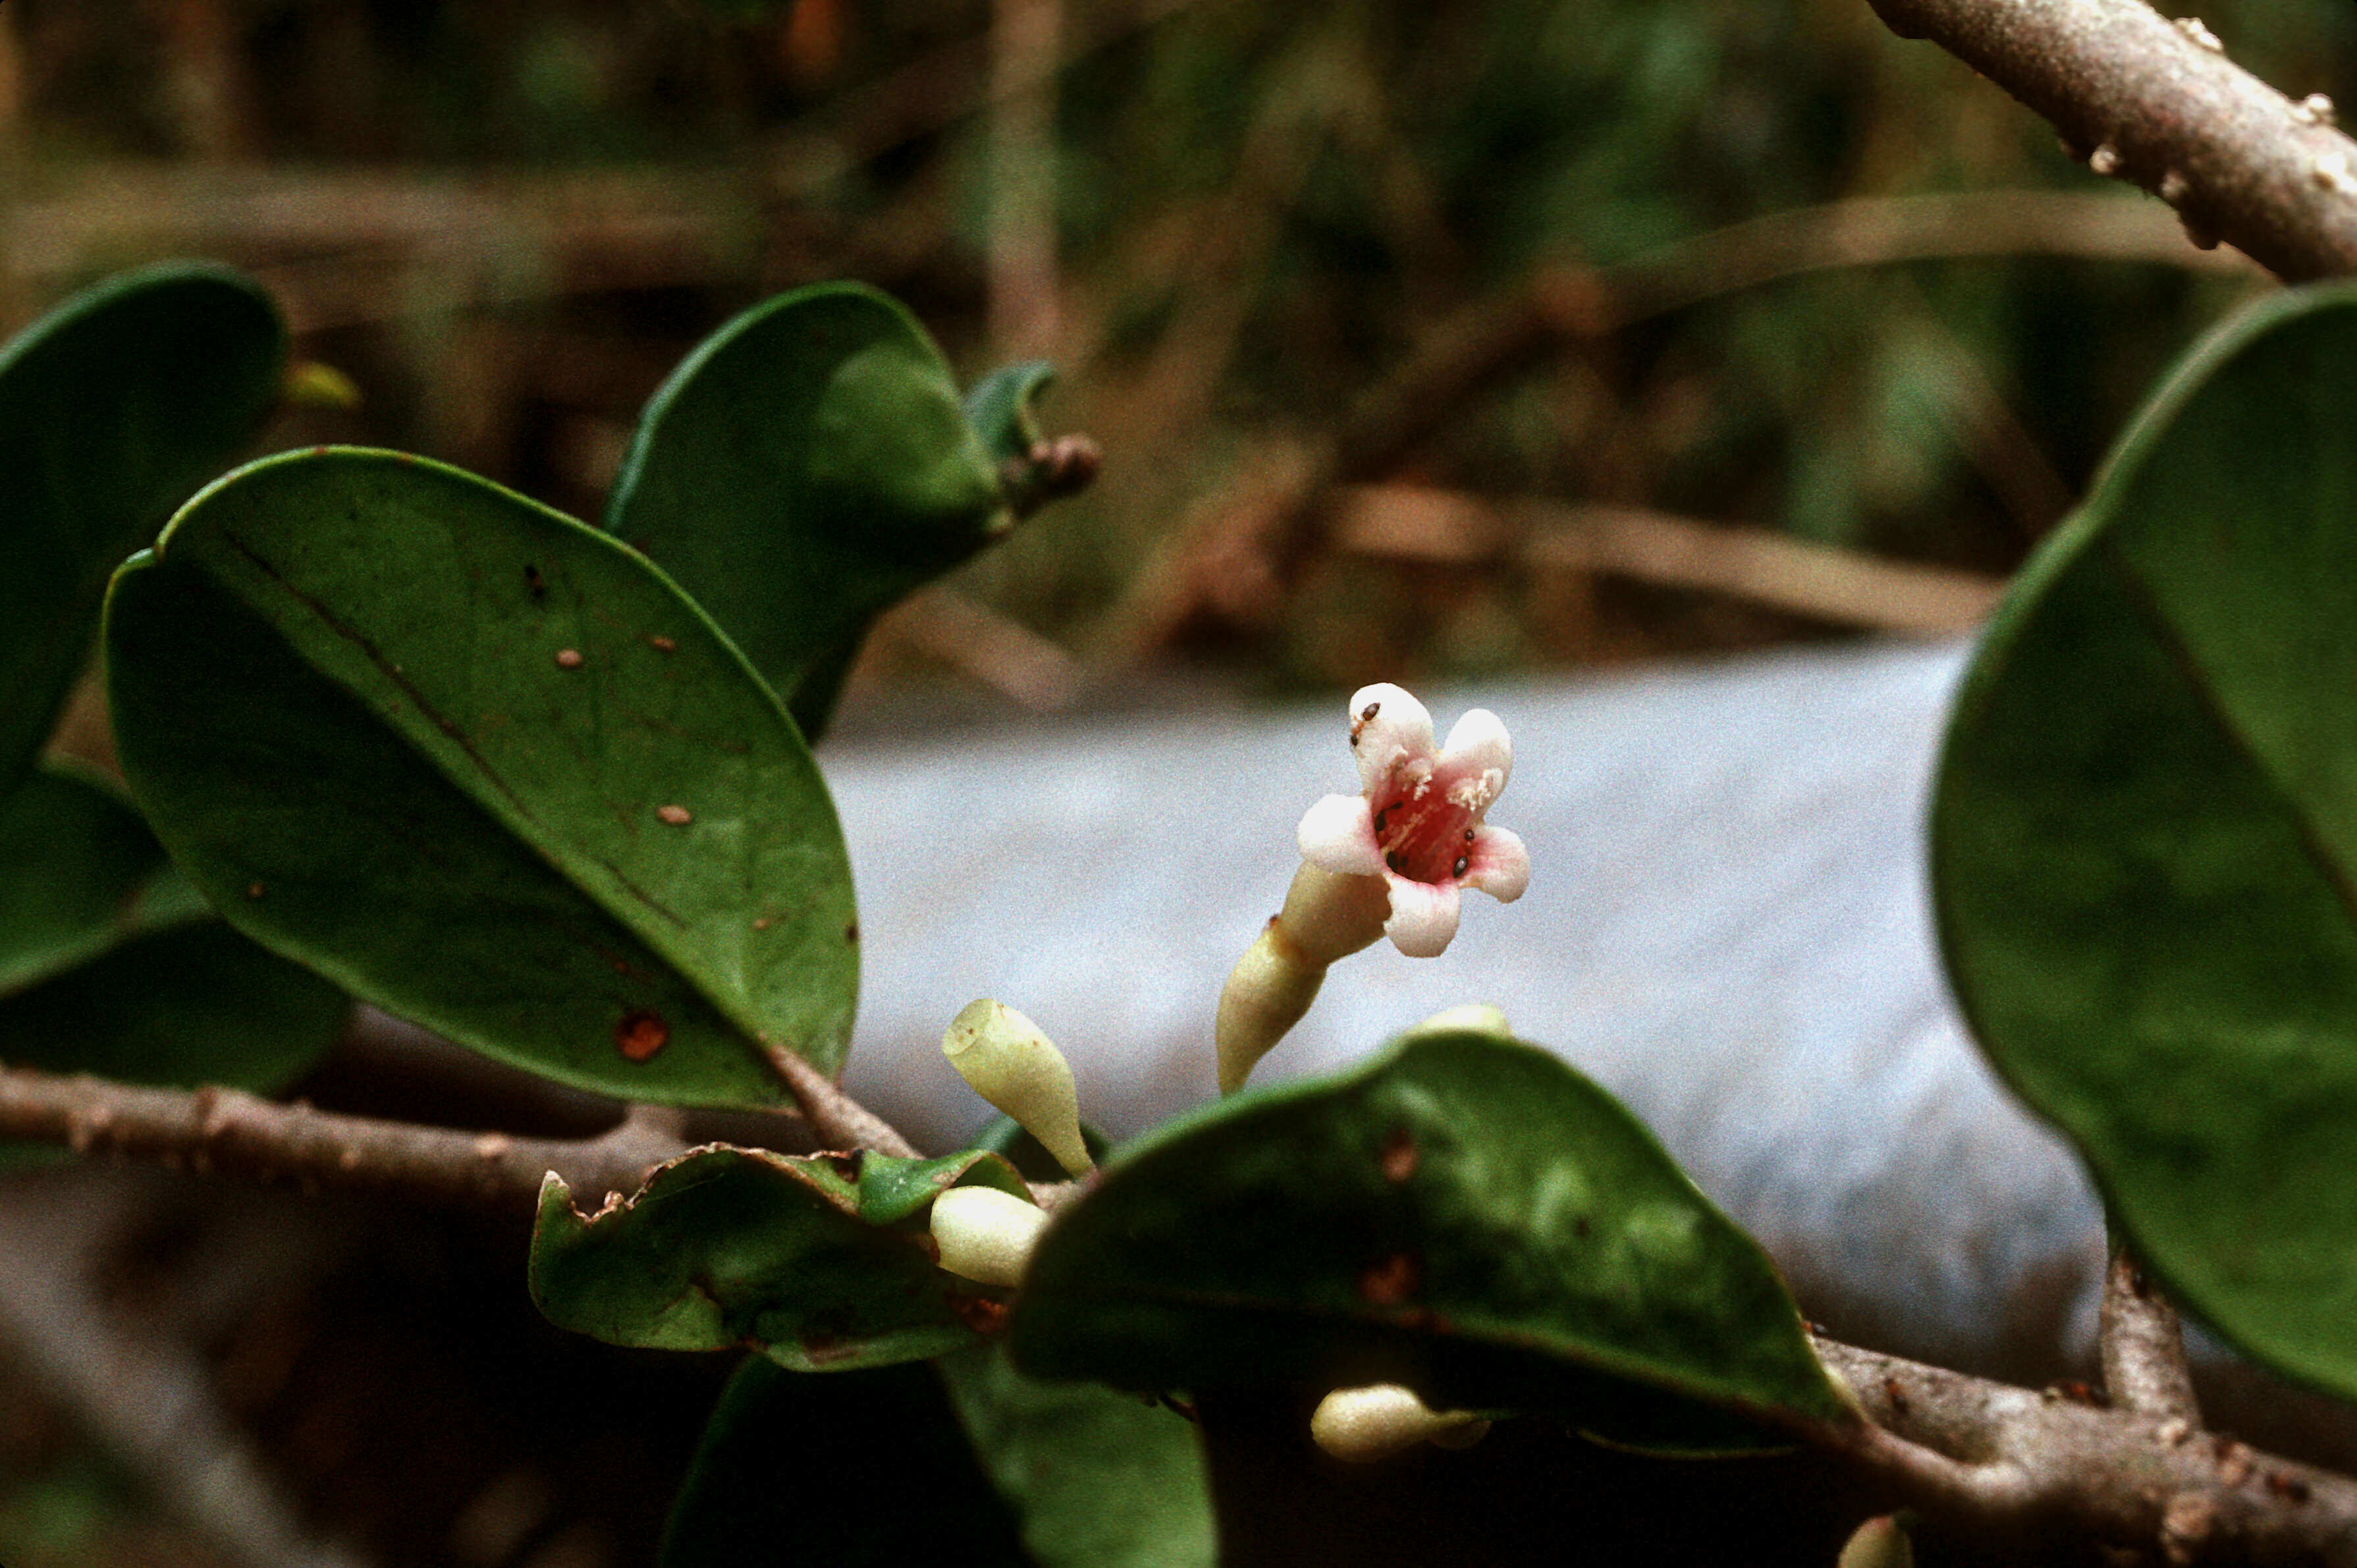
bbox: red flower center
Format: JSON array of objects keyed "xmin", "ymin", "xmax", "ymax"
[{"xmin": 1373, "ymin": 786, "xmax": 1477, "ymax": 885}]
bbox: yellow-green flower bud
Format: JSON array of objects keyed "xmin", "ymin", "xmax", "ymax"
[
  {"xmin": 1309, "ymin": 1383, "xmax": 1491, "ymax": 1462},
  {"xmin": 929, "ymin": 1185, "xmax": 1048, "ymax": 1287},
  {"xmin": 1837, "ymin": 1515, "xmax": 1913, "ymax": 1568},
  {"xmin": 1405, "ymin": 1002, "xmax": 1511, "ymax": 1038},
  {"xmin": 942, "ymin": 999, "xmax": 1093, "ymax": 1176}
]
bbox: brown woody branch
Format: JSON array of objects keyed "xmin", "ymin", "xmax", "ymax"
[
  {"xmin": 1815, "ymin": 1338, "xmax": 2357, "ymax": 1564},
  {"xmin": 0, "ymin": 1061, "xmax": 2349, "ymax": 1556},
  {"xmin": 1866, "ymin": 0, "xmax": 2357, "ymax": 282},
  {"xmin": 0, "ymin": 1066, "xmax": 690, "ymax": 1212},
  {"xmin": 2101, "ymin": 1247, "xmax": 2202, "ymax": 1425}
]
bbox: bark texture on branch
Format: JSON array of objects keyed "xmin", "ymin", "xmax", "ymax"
[
  {"xmin": 2101, "ymin": 1248, "xmax": 2202, "ymax": 1424},
  {"xmin": 1817, "ymin": 1338, "xmax": 2357, "ymax": 1563},
  {"xmin": 0, "ymin": 1067, "xmax": 689, "ymax": 1213},
  {"xmin": 1868, "ymin": 0, "xmax": 2357, "ymax": 281}
]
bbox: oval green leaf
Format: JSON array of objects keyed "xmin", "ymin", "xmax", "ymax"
[
  {"xmin": 1933, "ymin": 281, "xmax": 2357, "ymax": 1399},
  {"xmin": 940, "ymin": 1342, "xmax": 1216, "ymax": 1568},
  {"xmin": 659, "ymin": 1355, "xmax": 1034, "ymax": 1568},
  {"xmin": 530, "ymin": 1145, "xmax": 1030, "ymax": 1371},
  {"xmin": 0, "ymin": 765, "xmax": 166, "ymax": 994},
  {"xmin": 105, "ymin": 447, "xmax": 857, "ymax": 1108},
  {"xmin": 0, "ymin": 764, "xmax": 345, "ymax": 1093},
  {"xmin": 0, "ymin": 263, "xmax": 285, "ymax": 792},
  {"xmin": 1009, "ymin": 1029, "xmax": 1851, "ymax": 1443},
  {"xmin": 602, "ymin": 283, "xmax": 1008, "ymax": 738}
]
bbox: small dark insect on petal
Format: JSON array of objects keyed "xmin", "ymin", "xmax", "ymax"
[
  {"xmin": 1453, "ymin": 856, "xmax": 1469, "ymax": 877},
  {"xmin": 1386, "ymin": 851, "xmax": 1404, "ymax": 872},
  {"xmin": 1361, "ymin": 702, "xmax": 1380, "ymax": 721},
  {"xmin": 1463, "ymin": 828, "xmax": 1475, "ymax": 842},
  {"xmin": 1373, "ymin": 809, "xmax": 1389, "ymax": 834}
]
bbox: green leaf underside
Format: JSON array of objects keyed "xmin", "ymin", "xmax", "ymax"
[
  {"xmin": 1010, "ymin": 1031, "xmax": 1849, "ymax": 1446},
  {"xmin": 0, "ymin": 264, "xmax": 284, "ymax": 794},
  {"xmin": 529, "ymin": 1145, "xmax": 1030, "ymax": 1372},
  {"xmin": 0, "ymin": 765, "xmax": 167, "ymax": 995},
  {"xmin": 0, "ymin": 765, "xmax": 344, "ymax": 1093},
  {"xmin": 1934, "ymin": 282, "xmax": 2357, "ymax": 1400},
  {"xmin": 0, "ymin": 921, "xmax": 346, "ymax": 1091},
  {"xmin": 940, "ymin": 1343, "xmax": 1217, "ymax": 1568},
  {"xmin": 104, "ymin": 448, "xmax": 856, "ymax": 1108},
  {"xmin": 602, "ymin": 282, "xmax": 1006, "ymax": 738},
  {"xmin": 660, "ymin": 1356, "xmax": 1031, "ymax": 1568}
]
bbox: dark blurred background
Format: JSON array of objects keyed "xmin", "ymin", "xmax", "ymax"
[{"xmin": 0, "ymin": 1, "xmax": 2349, "ymax": 1562}]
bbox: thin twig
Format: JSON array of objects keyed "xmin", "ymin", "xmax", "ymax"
[
  {"xmin": 760, "ymin": 1044, "xmax": 922, "ymax": 1160},
  {"xmin": 1097, "ymin": 192, "xmax": 2245, "ymax": 663},
  {"xmin": 1815, "ymin": 1338, "xmax": 2357, "ymax": 1563},
  {"xmin": 2100, "ymin": 1247, "xmax": 2202, "ymax": 1425},
  {"xmin": 1331, "ymin": 485, "xmax": 2007, "ymax": 635},
  {"xmin": 1864, "ymin": 0, "xmax": 2357, "ymax": 281},
  {"xmin": 0, "ymin": 1067, "xmax": 688, "ymax": 1213}
]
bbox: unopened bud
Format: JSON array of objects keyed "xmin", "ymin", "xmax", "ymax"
[
  {"xmin": 1406, "ymin": 1002, "xmax": 1511, "ymax": 1038},
  {"xmin": 943, "ymin": 999, "xmax": 1093, "ymax": 1176},
  {"xmin": 1837, "ymin": 1515, "xmax": 1913, "ymax": 1568},
  {"xmin": 930, "ymin": 1185, "xmax": 1048, "ymax": 1287},
  {"xmin": 1309, "ymin": 1384, "xmax": 1491, "ymax": 1463},
  {"xmin": 1214, "ymin": 864, "xmax": 1390, "ymax": 1095}
]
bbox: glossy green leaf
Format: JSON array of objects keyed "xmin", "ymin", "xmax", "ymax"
[
  {"xmin": 0, "ymin": 264, "xmax": 285, "ymax": 794},
  {"xmin": 1933, "ymin": 282, "xmax": 2357, "ymax": 1400},
  {"xmin": 1010, "ymin": 1030, "xmax": 1850, "ymax": 1444},
  {"xmin": 660, "ymin": 1355, "xmax": 1031, "ymax": 1568},
  {"xmin": 0, "ymin": 765, "xmax": 166, "ymax": 994},
  {"xmin": 105, "ymin": 447, "xmax": 857, "ymax": 1108},
  {"xmin": 530, "ymin": 1144, "xmax": 1030, "ymax": 1371},
  {"xmin": 940, "ymin": 1343, "xmax": 1217, "ymax": 1568},
  {"xmin": 601, "ymin": 283, "xmax": 1008, "ymax": 738}
]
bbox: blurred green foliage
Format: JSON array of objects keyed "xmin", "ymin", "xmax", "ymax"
[{"xmin": 7, "ymin": 0, "xmax": 2352, "ymax": 692}]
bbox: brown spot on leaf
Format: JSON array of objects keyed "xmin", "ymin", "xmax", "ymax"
[
  {"xmin": 751, "ymin": 917, "xmax": 771, "ymax": 931},
  {"xmin": 649, "ymin": 635, "xmax": 676, "ymax": 652},
  {"xmin": 657, "ymin": 804, "xmax": 692, "ymax": 825},
  {"xmin": 246, "ymin": 882, "xmax": 265, "ymax": 899},
  {"xmin": 1378, "ymin": 1129, "xmax": 1417, "ymax": 1183},
  {"xmin": 615, "ymin": 1010, "xmax": 668, "ymax": 1061},
  {"xmin": 1357, "ymin": 1252, "xmax": 1419, "ymax": 1307},
  {"xmin": 844, "ymin": 922, "xmax": 859, "ymax": 944},
  {"xmin": 555, "ymin": 648, "xmax": 583, "ymax": 669}
]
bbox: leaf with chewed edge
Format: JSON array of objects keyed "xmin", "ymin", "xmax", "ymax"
[
  {"xmin": 1011, "ymin": 1029, "xmax": 1851, "ymax": 1451},
  {"xmin": 105, "ymin": 447, "xmax": 857, "ymax": 1108},
  {"xmin": 530, "ymin": 1144, "xmax": 1031, "ymax": 1372}
]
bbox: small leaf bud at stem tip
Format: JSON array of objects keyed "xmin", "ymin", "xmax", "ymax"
[
  {"xmin": 1310, "ymin": 1384, "xmax": 1490, "ymax": 1462},
  {"xmin": 930, "ymin": 1186, "xmax": 1048, "ymax": 1287},
  {"xmin": 942, "ymin": 1000, "xmax": 1094, "ymax": 1176}
]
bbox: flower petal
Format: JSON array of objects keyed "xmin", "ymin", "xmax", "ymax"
[
  {"xmin": 1297, "ymin": 794, "xmax": 1385, "ymax": 877},
  {"xmin": 1348, "ymin": 683, "xmax": 1434, "ymax": 795},
  {"xmin": 1382, "ymin": 875, "xmax": 1461, "ymax": 958},
  {"xmin": 1460, "ymin": 825, "xmax": 1529, "ymax": 904},
  {"xmin": 1438, "ymin": 707, "xmax": 1512, "ymax": 795}
]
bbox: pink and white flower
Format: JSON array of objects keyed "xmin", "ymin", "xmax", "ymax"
[{"xmin": 1295, "ymin": 684, "xmax": 1530, "ymax": 958}]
